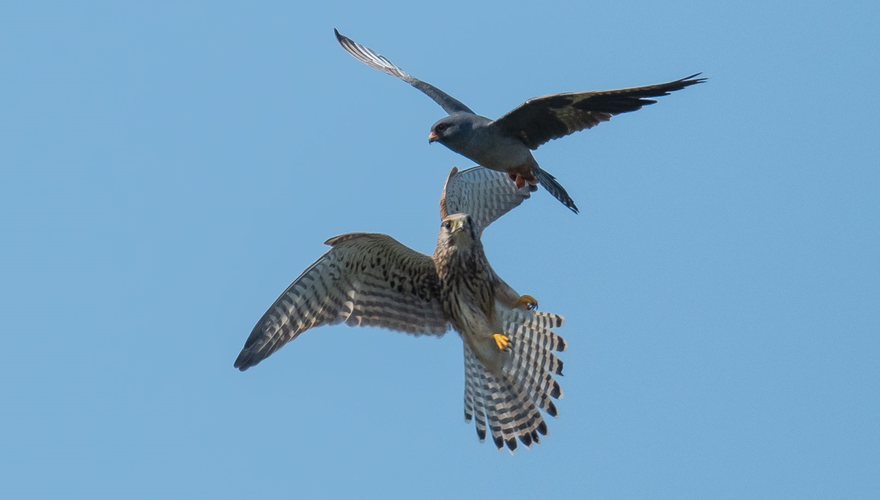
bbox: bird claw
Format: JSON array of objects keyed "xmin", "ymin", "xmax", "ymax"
[
  {"xmin": 514, "ymin": 294, "xmax": 538, "ymax": 310},
  {"xmin": 493, "ymin": 334, "xmax": 511, "ymax": 351},
  {"xmin": 506, "ymin": 172, "xmax": 527, "ymax": 189}
]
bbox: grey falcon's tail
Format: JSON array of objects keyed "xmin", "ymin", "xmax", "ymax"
[{"xmin": 533, "ymin": 165, "xmax": 579, "ymax": 213}]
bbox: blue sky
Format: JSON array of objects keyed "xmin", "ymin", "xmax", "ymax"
[{"xmin": 1, "ymin": 1, "xmax": 878, "ymax": 498}]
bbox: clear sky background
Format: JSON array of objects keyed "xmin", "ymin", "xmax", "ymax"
[{"xmin": 1, "ymin": 1, "xmax": 878, "ymax": 498}]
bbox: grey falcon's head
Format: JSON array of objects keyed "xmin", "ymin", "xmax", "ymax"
[{"xmin": 428, "ymin": 112, "xmax": 478, "ymax": 153}]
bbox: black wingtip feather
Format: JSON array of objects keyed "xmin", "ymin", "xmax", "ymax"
[
  {"xmin": 333, "ymin": 28, "xmax": 347, "ymax": 46},
  {"xmin": 556, "ymin": 336, "xmax": 568, "ymax": 352},
  {"xmin": 680, "ymin": 72, "xmax": 707, "ymax": 84}
]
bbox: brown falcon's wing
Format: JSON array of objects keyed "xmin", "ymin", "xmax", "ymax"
[
  {"xmin": 489, "ymin": 74, "xmax": 705, "ymax": 150},
  {"xmin": 439, "ymin": 166, "xmax": 531, "ymax": 237},
  {"xmin": 234, "ymin": 233, "xmax": 449, "ymax": 370}
]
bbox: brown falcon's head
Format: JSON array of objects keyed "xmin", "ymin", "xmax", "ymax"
[{"xmin": 440, "ymin": 213, "xmax": 477, "ymax": 247}]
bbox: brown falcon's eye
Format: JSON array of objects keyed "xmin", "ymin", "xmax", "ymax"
[
  {"xmin": 443, "ymin": 221, "xmax": 451, "ymax": 230},
  {"xmin": 436, "ymin": 123, "xmax": 447, "ymax": 133}
]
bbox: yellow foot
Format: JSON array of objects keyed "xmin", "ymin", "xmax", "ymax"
[
  {"xmin": 514, "ymin": 294, "xmax": 538, "ymax": 310},
  {"xmin": 493, "ymin": 334, "xmax": 511, "ymax": 351}
]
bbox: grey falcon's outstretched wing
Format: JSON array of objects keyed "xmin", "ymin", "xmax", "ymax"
[
  {"xmin": 439, "ymin": 166, "xmax": 532, "ymax": 238},
  {"xmin": 490, "ymin": 73, "xmax": 706, "ymax": 150},
  {"xmin": 334, "ymin": 28, "xmax": 474, "ymax": 115},
  {"xmin": 234, "ymin": 233, "xmax": 449, "ymax": 370}
]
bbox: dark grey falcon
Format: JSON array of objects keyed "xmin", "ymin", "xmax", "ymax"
[
  {"xmin": 235, "ymin": 166, "xmax": 564, "ymax": 453},
  {"xmin": 335, "ymin": 28, "xmax": 705, "ymax": 213}
]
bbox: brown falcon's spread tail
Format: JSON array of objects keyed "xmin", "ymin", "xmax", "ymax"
[{"xmin": 463, "ymin": 306, "xmax": 566, "ymax": 454}]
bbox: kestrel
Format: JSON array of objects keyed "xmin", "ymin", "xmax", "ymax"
[
  {"xmin": 234, "ymin": 167, "xmax": 564, "ymax": 453},
  {"xmin": 335, "ymin": 28, "xmax": 705, "ymax": 214}
]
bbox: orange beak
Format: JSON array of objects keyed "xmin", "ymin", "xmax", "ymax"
[{"xmin": 428, "ymin": 131, "xmax": 439, "ymax": 143}]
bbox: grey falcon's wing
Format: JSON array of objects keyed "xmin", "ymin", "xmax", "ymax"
[
  {"xmin": 234, "ymin": 233, "xmax": 449, "ymax": 371},
  {"xmin": 439, "ymin": 166, "xmax": 531, "ymax": 238},
  {"xmin": 334, "ymin": 29, "xmax": 474, "ymax": 115},
  {"xmin": 489, "ymin": 74, "xmax": 706, "ymax": 150}
]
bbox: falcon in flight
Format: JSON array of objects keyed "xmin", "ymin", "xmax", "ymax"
[
  {"xmin": 235, "ymin": 167, "xmax": 564, "ymax": 453},
  {"xmin": 335, "ymin": 28, "xmax": 705, "ymax": 214}
]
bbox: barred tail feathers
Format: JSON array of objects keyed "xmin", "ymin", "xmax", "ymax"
[{"xmin": 461, "ymin": 306, "xmax": 566, "ymax": 454}]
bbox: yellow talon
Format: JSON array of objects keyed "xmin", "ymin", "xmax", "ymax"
[
  {"xmin": 493, "ymin": 334, "xmax": 511, "ymax": 351},
  {"xmin": 514, "ymin": 294, "xmax": 538, "ymax": 310}
]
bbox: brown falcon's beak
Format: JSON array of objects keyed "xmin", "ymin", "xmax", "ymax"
[
  {"xmin": 449, "ymin": 219, "xmax": 463, "ymax": 232},
  {"xmin": 428, "ymin": 131, "xmax": 439, "ymax": 144}
]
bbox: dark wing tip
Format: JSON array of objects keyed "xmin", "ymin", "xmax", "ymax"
[
  {"xmin": 657, "ymin": 73, "xmax": 707, "ymax": 94},
  {"xmin": 233, "ymin": 327, "xmax": 267, "ymax": 371},
  {"xmin": 550, "ymin": 381, "xmax": 562, "ymax": 399},
  {"xmin": 556, "ymin": 336, "xmax": 568, "ymax": 352},
  {"xmin": 233, "ymin": 351, "xmax": 254, "ymax": 371},
  {"xmin": 234, "ymin": 313, "xmax": 281, "ymax": 371},
  {"xmin": 332, "ymin": 27, "xmax": 360, "ymax": 54},
  {"xmin": 682, "ymin": 72, "xmax": 707, "ymax": 82}
]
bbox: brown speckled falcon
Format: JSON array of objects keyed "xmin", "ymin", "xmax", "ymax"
[
  {"xmin": 234, "ymin": 167, "xmax": 565, "ymax": 453},
  {"xmin": 335, "ymin": 28, "xmax": 706, "ymax": 214}
]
